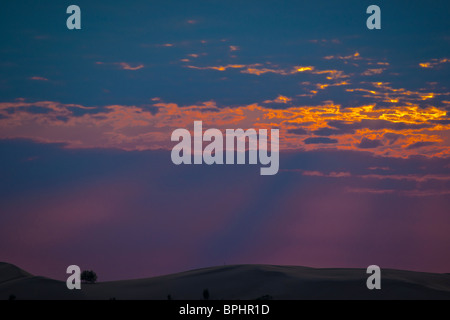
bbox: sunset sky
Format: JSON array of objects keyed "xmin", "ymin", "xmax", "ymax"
[{"xmin": 1, "ymin": 0, "xmax": 449, "ymax": 281}]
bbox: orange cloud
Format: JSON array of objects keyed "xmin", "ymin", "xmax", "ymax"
[
  {"xmin": 296, "ymin": 66, "xmax": 314, "ymax": 72},
  {"xmin": 324, "ymin": 52, "xmax": 361, "ymax": 61},
  {"xmin": 316, "ymin": 81, "xmax": 349, "ymax": 90},
  {"xmin": 30, "ymin": 76, "xmax": 49, "ymax": 81},
  {"xmin": 346, "ymin": 82, "xmax": 450, "ymax": 105},
  {"xmin": 96, "ymin": 62, "xmax": 145, "ymax": 70},
  {"xmin": 361, "ymin": 68, "xmax": 385, "ymax": 76},
  {"xmin": 0, "ymin": 100, "xmax": 448, "ymax": 158},
  {"xmin": 419, "ymin": 58, "xmax": 449, "ymax": 68},
  {"xmin": 311, "ymin": 69, "xmax": 348, "ymax": 80},
  {"xmin": 263, "ymin": 95, "xmax": 292, "ymax": 104},
  {"xmin": 187, "ymin": 64, "xmax": 246, "ymax": 71},
  {"xmin": 117, "ymin": 62, "xmax": 145, "ymax": 70},
  {"xmin": 187, "ymin": 63, "xmax": 349, "ymax": 81}
]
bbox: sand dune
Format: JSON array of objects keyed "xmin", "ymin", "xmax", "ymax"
[
  {"xmin": 0, "ymin": 262, "xmax": 31, "ymax": 284},
  {"xmin": 0, "ymin": 262, "xmax": 85, "ymax": 300},
  {"xmin": 1, "ymin": 262, "xmax": 450, "ymax": 300}
]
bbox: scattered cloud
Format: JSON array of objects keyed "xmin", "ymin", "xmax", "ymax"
[
  {"xmin": 30, "ymin": 76, "xmax": 48, "ymax": 81},
  {"xmin": 361, "ymin": 68, "xmax": 385, "ymax": 76},
  {"xmin": 263, "ymin": 95, "xmax": 292, "ymax": 104},
  {"xmin": 357, "ymin": 137, "xmax": 383, "ymax": 149},
  {"xmin": 0, "ymin": 100, "xmax": 447, "ymax": 158},
  {"xmin": 406, "ymin": 141, "xmax": 436, "ymax": 150},
  {"xmin": 304, "ymin": 137, "xmax": 338, "ymax": 144},
  {"xmin": 287, "ymin": 128, "xmax": 308, "ymax": 135},
  {"xmin": 96, "ymin": 62, "xmax": 145, "ymax": 70},
  {"xmin": 419, "ymin": 58, "xmax": 449, "ymax": 68},
  {"xmin": 116, "ymin": 62, "xmax": 145, "ymax": 70},
  {"xmin": 187, "ymin": 64, "xmax": 246, "ymax": 71},
  {"xmin": 324, "ymin": 52, "xmax": 361, "ymax": 61}
]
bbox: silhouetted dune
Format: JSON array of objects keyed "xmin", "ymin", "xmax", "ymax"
[
  {"xmin": 0, "ymin": 262, "xmax": 85, "ymax": 300},
  {"xmin": 1, "ymin": 262, "xmax": 450, "ymax": 300},
  {"xmin": 0, "ymin": 262, "xmax": 31, "ymax": 283}
]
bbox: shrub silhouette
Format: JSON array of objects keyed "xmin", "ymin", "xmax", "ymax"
[
  {"xmin": 8, "ymin": 294, "xmax": 16, "ymax": 301},
  {"xmin": 81, "ymin": 270, "xmax": 97, "ymax": 284},
  {"xmin": 203, "ymin": 289, "xmax": 210, "ymax": 300}
]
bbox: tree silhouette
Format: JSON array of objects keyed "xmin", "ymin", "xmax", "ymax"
[
  {"xmin": 81, "ymin": 270, "xmax": 97, "ymax": 284},
  {"xmin": 203, "ymin": 289, "xmax": 210, "ymax": 300}
]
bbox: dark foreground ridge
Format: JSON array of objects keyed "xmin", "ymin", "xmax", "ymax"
[{"xmin": 1, "ymin": 262, "xmax": 450, "ymax": 300}]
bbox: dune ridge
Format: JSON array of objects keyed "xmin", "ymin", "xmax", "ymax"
[{"xmin": 1, "ymin": 262, "xmax": 450, "ymax": 300}]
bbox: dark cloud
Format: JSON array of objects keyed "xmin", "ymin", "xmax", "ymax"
[
  {"xmin": 312, "ymin": 127, "xmax": 342, "ymax": 136},
  {"xmin": 357, "ymin": 137, "xmax": 383, "ymax": 149},
  {"xmin": 430, "ymin": 120, "xmax": 450, "ymax": 125},
  {"xmin": 304, "ymin": 137, "xmax": 338, "ymax": 144},
  {"xmin": 288, "ymin": 128, "xmax": 308, "ymax": 135},
  {"xmin": 383, "ymin": 132, "xmax": 403, "ymax": 145},
  {"xmin": 406, "ymin": 141, "xmax": 436, "ymax": 149}
]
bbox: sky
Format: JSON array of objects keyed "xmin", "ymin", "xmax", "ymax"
[{"xmin": 0, "ymin": 0, "xmax": 449, "ymax": 281}]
